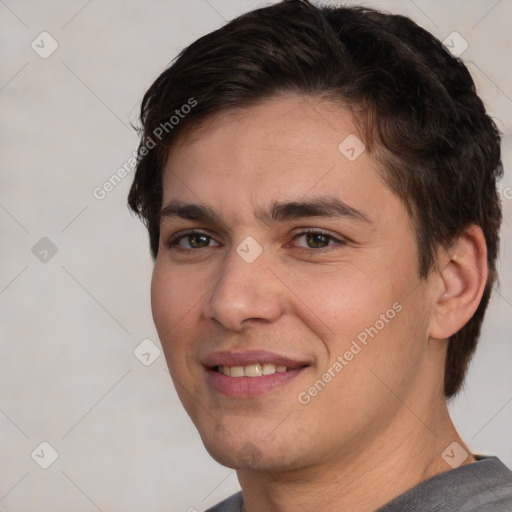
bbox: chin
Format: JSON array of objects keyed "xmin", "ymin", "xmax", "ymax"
[
  {"xmin": 199, "ymin": 428, "xmax": 307, "ymax": 472},
  {"xmin": 206, "ymin": 443, "xmax": 266, "ymax": 470}
]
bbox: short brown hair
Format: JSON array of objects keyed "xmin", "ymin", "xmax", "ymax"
[{"xmin": 128, "ymin": 0, "xmax": 503, "ymax": 397}]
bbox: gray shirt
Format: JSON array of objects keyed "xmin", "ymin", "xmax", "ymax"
[{"xmin": 205, "ymin": 456, "xmax": 512, "ymax": 511}]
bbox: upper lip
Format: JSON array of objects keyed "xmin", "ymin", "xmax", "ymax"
[{"xmin": 204, "ymin": 350, "xmax": 310, "ymax": 370}]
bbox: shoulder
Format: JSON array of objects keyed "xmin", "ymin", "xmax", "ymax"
[
  {"xmin": 378, "ymin": 456, "xmax": 512, "ymax": 512},
  {"xmin": 459, "ymin": 457, "xmax": 512, "ymax": 511},
  {"xmin": 204, "ymin": 491, "xmax": 243, "ymax": 512}
]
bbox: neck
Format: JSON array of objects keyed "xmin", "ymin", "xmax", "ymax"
[{"xmin": 237, "ymin": 400, "xmax": 474, "ymax": 512}]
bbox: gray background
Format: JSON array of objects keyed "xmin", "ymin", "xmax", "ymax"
[{"xmin": 1, "ymin": 1, "xmax": 511, "ymax": 511}]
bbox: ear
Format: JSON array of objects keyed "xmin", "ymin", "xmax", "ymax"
[{"xmin": 429, "ymin": 225, "xmax": 488, "ymax": 340}]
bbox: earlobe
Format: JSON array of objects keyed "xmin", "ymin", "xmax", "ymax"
[{"xmin": 429, "ymin": 225, "xmax": 488, "ymax": 340}]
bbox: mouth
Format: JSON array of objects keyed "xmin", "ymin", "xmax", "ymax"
[
  {"xmin": 215, "ymin": 362, "xmax": 292, "ymax": 377},
  {"xmin": 204, "ymin": 350, "xmax": 311, "ymax": 397}
]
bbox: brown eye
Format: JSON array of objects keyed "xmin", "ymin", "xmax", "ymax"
[
  {"xmin": 290, "ymin": 230, "xmax": 346, "ymax": 251},
  {"xmin": 187, "ymin": 234, "xmax": 211, "ymax": 248},
  {"xmin": 305, "ymin": 233, "xmax": 330, "ymax": 248},
  {"xmin": 168, "ymin": 231, "xmax": 220, "ymax": 250}
]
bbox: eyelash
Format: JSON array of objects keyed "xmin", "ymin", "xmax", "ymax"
[
  {"xmin": 166, "ymin": 228, "xmax": 345, "ymax": 252},
  {"xmin": 289, "ymin": 228, "xmax": 345, "ymax": 252},
  {"xmin": 166, "ymin": 229, "xmax": 213, "ymax": 248}
]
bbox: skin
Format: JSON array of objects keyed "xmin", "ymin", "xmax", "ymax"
[{"xmin": 151, "ymin": 94, "xmax": 488, "ymax": 511}]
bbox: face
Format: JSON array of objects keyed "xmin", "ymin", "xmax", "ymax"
[{"xmin": 151, "ymin": 94, "xmax": 439, "ymax": 472}]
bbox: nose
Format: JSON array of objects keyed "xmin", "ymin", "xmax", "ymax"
[{"xmin": 203, "ymin": 247, "xmax": 285, "ymax": 331}]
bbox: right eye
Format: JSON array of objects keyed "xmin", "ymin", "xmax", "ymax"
[{"xmin": 167, "ymin": 230, "xmax": 220, "ymax": 250}]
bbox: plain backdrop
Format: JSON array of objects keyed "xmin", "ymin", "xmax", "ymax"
[{"xmin": 1, "ymin": 1, "xmax": 511, "ymax": 511}]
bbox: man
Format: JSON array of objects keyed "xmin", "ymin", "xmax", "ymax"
[{"xmin": 128, "ymin": 1, "xmax": 512, "ymax": 510}]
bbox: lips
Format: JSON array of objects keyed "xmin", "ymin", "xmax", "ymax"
[
  {"xmin": 204, "ymin": 350, "xmax": 311, "ymax": 397},
  {"xmin": 204, "ymin": 350, "xmax": 309, "ymax": 370}
]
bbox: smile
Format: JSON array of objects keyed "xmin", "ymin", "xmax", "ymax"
[
  {"xmin": 205, "ymin": 351, "xmax": 311, "ymax": 397},
  {"xmin": 215, "ymin": 363, "xmax": 289, "ymax": 377}
]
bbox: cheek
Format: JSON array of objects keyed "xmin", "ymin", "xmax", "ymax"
[
  {"xmin": 287, "ymin": 251, "xmax": 422, "ymax": 382},
  {"xmin": 297, "ymin": 274, "xmax": 427, "ymax": 427},
  {"xmin": 285, "ymin": 262, "xmax": 403, "ymax": 343},
  {"xmin": 151, "ymin": 262, "xmax": 175, "ymax": 333},
  {"xmin": 150, "ymin": 260, "xmax": 201, "ymax": 364}
]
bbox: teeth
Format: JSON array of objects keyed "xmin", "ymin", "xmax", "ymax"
[
  {"xmin": 244, "ymin": 364, "xmax": 262, "ymax": 377},
  {"xmin": 230, "ymin": 366, "xmax": 245, "ymax": 377},
  {"xmin": 262, "ymin": 363, "xmax": 277, "ymax": 375},
  {"xmin": 218, "ymin": 363, "xmax": 289, "ymax": 377}
]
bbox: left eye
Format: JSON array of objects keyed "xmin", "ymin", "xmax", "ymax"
[{"xmin": 292, "ymin": 232, "xmax": 339, "ymax": 249}]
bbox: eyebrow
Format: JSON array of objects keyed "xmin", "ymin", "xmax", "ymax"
[
  {"xmin": 262, "ymin": 197, "xmax": 371, "ymax": 224},
  {"xmin": 159, "ymin": 197, "xmax": 371, "ymax": 225},
  {"xmin": 160, "ymin": 201, "xmax": 220, "ymax": 224}
]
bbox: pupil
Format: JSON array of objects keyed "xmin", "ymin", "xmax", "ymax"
[
  {"xmin": 190, "ymin": 235, "xmax": 209, "ymax": 248},
  {"xmin": 307, "ymin": 233, "xmax": 328, "ymax": 248}
]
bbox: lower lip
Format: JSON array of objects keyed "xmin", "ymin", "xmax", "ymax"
[{"xmin": 207, "ymin": 368, "xmax": 307, "ymax": 397}]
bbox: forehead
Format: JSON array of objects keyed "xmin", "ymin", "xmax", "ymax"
[
  {"xmin": 161, "ymin": 94, "xmax": 396, "ymax": 222},
  {"xmin": 168, "ymin": 94, "xmax": 357, "ymax": 161}
]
